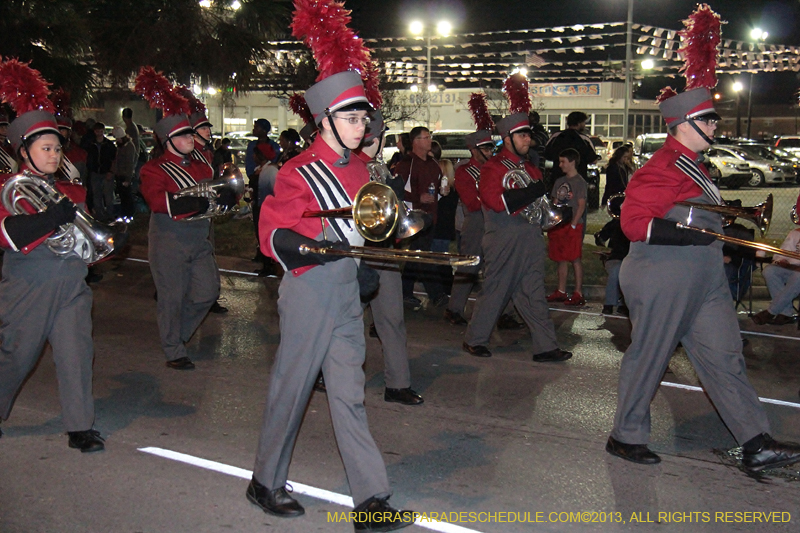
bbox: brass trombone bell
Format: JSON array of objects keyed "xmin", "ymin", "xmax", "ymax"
[
  {"xmin": 303, "ymin": 182, "xmax": 399, "ymax": 242},
  {"xmin": 676, "ymin": 193, "xmax": 772, "ymax": 237}
]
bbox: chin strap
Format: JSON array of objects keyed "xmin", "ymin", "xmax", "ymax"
[
  {"xmin": 687, "ymin": 119, "xmax": 715, "ymax": 146},
  {"xmin": 21, "ymin": 137, "xmax": 45, "ymax": 175},
  {"xmin": 508, "ymin": 132, "xmax": 525, "ymax": 159},
  {"xmin": 167, "ymin": 137, "xmax": 192, "ymax": 165},
  {"xmin": 324, "ymin": 109, "xmax": 351, "ymax": 167}
]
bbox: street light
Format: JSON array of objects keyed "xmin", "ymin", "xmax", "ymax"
[
  {"xmin": 733, "ymin": 81, "xmax": 743, "ymax": 138},
  {"xmin": 746, "ymin": 28, "xmax": 768, "ymax": 139},
  {"xmin": 409, "ymin": 19, "xmax": 451, "ymax": 128}
]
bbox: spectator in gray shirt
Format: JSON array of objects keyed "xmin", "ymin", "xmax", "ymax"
[{"xmin": 112, "ymin": 126, "xmax": 137, "ymax": 218}]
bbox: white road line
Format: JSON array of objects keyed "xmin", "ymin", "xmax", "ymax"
[
  {"xmin": 137, "ymin": 447, "xmax": 483, "ymax": 533},
  {"xmin": 125, "ymin": 257, "xmax": 278, "ymax": 278},
  {"xmin": 660, "ymin": 381, "xmax": 800, "ymax": 409}
]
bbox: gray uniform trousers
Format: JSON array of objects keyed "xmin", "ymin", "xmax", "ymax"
[
  {"xmin": 465, "ymin": 209, "xmax": 558, "ymax": 352},
  {"xmin": 612, "ymin": 203, "xmax": 769, "ymax": 445},
  {"xmin": 148, "ymin": 213, "xmax": 220, "ymax": 361},
  {"xmin": 367, "ymin": 263, "xmax": 411, "ymax": 389},
  {"xmin": 0, "ymin": 247, "xmax": 95, "ymax": 431},
  {"xmin": 447, "ymin": 209, "xmax": 484, "ymax": 316},
  {"xmin": 253, "ymin": 258, "xmax": 391, "ymax": 506}
]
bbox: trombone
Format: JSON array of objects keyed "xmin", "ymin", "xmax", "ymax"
[
  {"xmin": 673, "ymin": 193, "xmax": 800, "ymax": 261},
  {"xmin": 301, "ymin": 181, "xmax": 480, "ymax": 267}
]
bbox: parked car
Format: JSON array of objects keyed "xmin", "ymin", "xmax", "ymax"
[
  {"xmin": 431, "ymin": 130, "xmax": 474, "ymax": 163},
  {"xmin": 632, "ymin": 133, "xmax": 667, "ymax": 167},
  {"xmin": 711, "ymin": 145, "xmax": 795, "ymax": 187},
  {"xmin": 705, "ymin": 147, "xmax": 752, "ymax": 189},
  {"xmin": 737, "ymin": 142, "xmax": 800, "ymax": 184},
  {"xmin": 773, "ymin": 136, "xmax": 800, "ymax": 155}
]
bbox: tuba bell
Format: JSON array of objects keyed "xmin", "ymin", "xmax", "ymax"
[
  {"xmin": 173, "ymin": 163, "xmax": 246, "ymax": 221},
  {"xmin": 0, "ymin": 170, "xmax": 120, "ymax": 264},
  {"xmin": 501, "ymin": 168, "xmax": 568, "ymax": 230}
]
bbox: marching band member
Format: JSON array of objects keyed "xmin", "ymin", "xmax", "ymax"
[
  {"xmin": 445, "ymin": 93, "xmax": 494, "ymax": 325},
  {"xmin": 136, "ymin": 67, "xmax": 231, "ymax": 370},
  {"xmin": 0, "ymin": 60, "xmax": 103, "ymax": 452},
  {"xmin": 462, "ymin": 74, "xmax": 572, "ymax": 363},
  {"xmin": 357, "ymin": 110, "xmax": 424, "ymax": 406},
  {"xmin": 248, "ymin": 2, "xmax": 413, "ymax": 529},
  {"xmin": 0, "ymin": 110, "xmax": 19, "ymax": 176},
  {"xmin": 607, "ymin": 5, "xmax": 800, "ymax": 472}
]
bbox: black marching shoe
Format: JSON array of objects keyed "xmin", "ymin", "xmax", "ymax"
[
  {"xmin": 246, "ymin": 477, "xmax": 305, "ymax": 517},
  {"xmin": 497, "ymin": 313, "xmax": 525, "ymax": 330},
  {"xmin": 209, "ymin": 301, "xmax": 229, "ymax": 314},
  {"xmin": 166, "ymin": 357, "xmax": 195, "ymax": 370},
  {"xmin": 353, "ymin": 495, "xmax": 415, "ymax": 532},
  {"xmin": 68, "ymin": 429, "xmax": 105, "ymax": 453},
  {"xmin": 462, "ymin": 342, "xmax": 491, "ymax": 358},
  {"xmin": 605, "ymin": 436, "xmax": 661, "ymax": 465},
  {"xmin": 532, "ymin": 348, "xmax": 572, "ymax": 362},
  {"xmin": 384, "ymin": 388, "xmax": 424, "ymax": 405},
  {"xmin": 742, "ymin": 433, "xmax": 800, "ymax": 472},
  {"xmin": 444, "ymin": 309, "xmax": 467, "ymax": 325},
  {"xmin": 313, "ymin": 372, "xmax": 326, "ymax": 393},
  {"xmin": 601, "ymin": 305, "xmax": 614, "ymax": 315}
]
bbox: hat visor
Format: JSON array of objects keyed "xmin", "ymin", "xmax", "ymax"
[
  {"xmin": 692, "ymin": 111, "xmax": 721, "ymax": 122},
  {"xmin": 166, "ymin": 126, "xmax": 196, "ymax": 140},
  {"xmin": 335, "ymin": 101, "xmax": 373, "ymax": 113}
]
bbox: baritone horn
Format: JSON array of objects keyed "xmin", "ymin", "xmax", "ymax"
[
  {"xmin": 606, "ymin": 193, "xmax": 625, "ymax": 219},
  {"xmin": 173, "ymin": 163, "xmax": 245, "ymax": 221},
  {"xmin": 365, "ymin": 158, "xmax": 426, "ymax": 239},
  {"xmin": 1, "ymin": 170, "xmax": 120, "ymax": 264},
  {"xmin": 672, "ymin": 193, "xmax": 800, "ymax": 261},
  {"xmin": 791, "ymin": 203, "xmax": 799, "ymax": 225},
  {"xmin": 300, "ymin": 181, "xmax": 480, "ymax": 267},
  {"xmin": 501, "ymin": 168, "xmax": 568, "ymax": 230}
]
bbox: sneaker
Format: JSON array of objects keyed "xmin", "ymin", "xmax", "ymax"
[
  {"xmin": 751, "ymin": 309, "xmax": 775, "ymax": 325},
  {"xmin": 546, "ymin": 290, "xmax": 568, "ymax": 302},
  {"xmin": 564, "ymin": 292, "xmax": 586, "ymax": 306},
  {"xmin": 403, "ymin": 296, "xmax": 422, "ymax": 311},
  {"xmin": 601, "ymin": 305, "xmax": 614, "ymax": 315}
]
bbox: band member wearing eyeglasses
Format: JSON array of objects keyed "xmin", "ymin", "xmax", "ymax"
[
  {"xmin": 0, "ymin": 95, "xmax": 103, "ymax": 452},
  {"xmin": 606, "ymin": 87, "xmax": 800, "ymax": 472},
  {"xmin": 248, "ymin": 71, "xmax": 412, "ymax": 531}
]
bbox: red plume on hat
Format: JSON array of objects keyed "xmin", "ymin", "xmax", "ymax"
[
  {"xmin": 289, "ymin": 93, "xmax": 314, "ymax": 125},
  {"xmin": 134, "ymin": 66, "xmax": 190, "ymax": 117},
  {"xmin": 49, "ymin": 88, "xmax": 72, "ymax": 118},
  {"xmin": 503, "ymin": 73, "xmax": 531, "ymax": 115},
  {"xmin": 0, "ymin": 58, "xmax": 54, "ymax": 115},
  {"xmin": 678, "ymin": 4, "xmax": 722, "ymax": 90},
  {"xmin": 177, "ymin": 85, "xmax": 207, "ymax": 116},
  {"xmin": 656, "ymin": 87, "xmax": 679, "ymax": 104},
  {"xmin": 291, "ymin": 0, "xmax": 382, "ymax": 109},
  {"xmin": 468, "ymin": 93, "xmax": 494, "ymax": 132}
]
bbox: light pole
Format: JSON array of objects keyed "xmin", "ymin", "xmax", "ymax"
[
  {"xmin": 733, "ymin": 81, "xmax": 743, "ymax": 138},
  {"xmin": 410, "ymin": 20, "xmax": 451, "ymax": 129},
  {"xmin": 622, "ymin": 0, "xmax": 633, "ymax": 142},
  {"xmin": 746, "ymin": 28, "xmax": 768, "ymax": 139}
]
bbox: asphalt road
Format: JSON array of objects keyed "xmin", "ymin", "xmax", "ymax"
[{"xmin": 1, "ymin": 252, "xmax": 799, "ymax": 533}]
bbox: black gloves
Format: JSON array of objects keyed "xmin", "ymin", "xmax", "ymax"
[
  {"xmin": 216, "ymin": 188, "xmax": 239, "ymax": 209},
  {"xmin": 169, "ymin": 195, "xmax": 210, "ymax": 216},
  {"xmin": 4, "ymin": 198, "xmax": 77, "ymax": 249},
  {"xmin": 272, "ymin": 228, "xmax": 351, "ymax": 270},
  {"xmin": 594, "ymin": 231, "xmax": 606, "ymax": 247},
  {"xmin": 502, "ymin": 180, "xmax": 547, "ymax": 213},
  {"xmin": 648, "ymin": 217, "xmax": 717, "ymax": 246}
]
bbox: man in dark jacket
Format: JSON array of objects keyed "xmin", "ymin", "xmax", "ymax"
[
  {"xmin": 86, "ymin": 122, "xmax": 117, "ymax": 221},
  {"xmin": 544, "ymin": 111, "xmax": 598, "ymax": 181}
]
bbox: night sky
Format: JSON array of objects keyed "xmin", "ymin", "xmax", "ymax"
[{"xmin": 342, "ymin": 0, "xmax": 800, "ymax": 104}]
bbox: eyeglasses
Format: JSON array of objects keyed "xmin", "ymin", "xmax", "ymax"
[
  {"xmin": 415, "ymin": 135, "xmax": 433, "ymax": 141},
  {"xmin": 694, "ymin": 117, "xmax": 718, "ymax": 126},
  {"xmin": 332, "ymin": 115, "xmax": 370, "ymax": 126}
]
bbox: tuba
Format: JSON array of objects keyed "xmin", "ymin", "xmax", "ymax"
[
  {"xmin": 501, "ymin": 169, "xmax": 567, "ymax": 230},
  {"xmin": 173, "ymin": 163, "xmax": 246, "ymax": 221},
  {"xmin": 1, "ymin": 170, "xmax": 120, "ymax": 264}
]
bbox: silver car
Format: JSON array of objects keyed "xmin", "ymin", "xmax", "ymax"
[{"xmin": 713, "ymin": 145, "xmax": 796, "ymax": 187}]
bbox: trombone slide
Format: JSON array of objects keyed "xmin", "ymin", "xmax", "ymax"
[
  {"xmin": 675, "ymin": 222, "xmax": 800, "ymax": 262},
  {"xmin": 298, "ymin": 244, "xmax": 480, "ymax": 267}
]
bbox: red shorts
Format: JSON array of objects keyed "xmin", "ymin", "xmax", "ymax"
[{"xmin": 548, "ymin": 223, "xmax": 584, "ymax": 262}]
